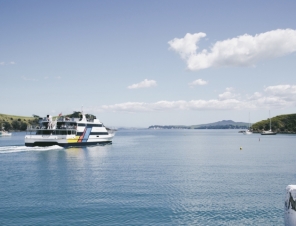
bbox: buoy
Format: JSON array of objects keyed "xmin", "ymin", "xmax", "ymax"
[{"xmin": 240, "ymin": 147, "xmax": 242, "ymax": 150}]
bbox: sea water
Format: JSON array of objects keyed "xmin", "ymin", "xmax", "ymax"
[{"xmin": 0, "ymin": 130, "xmax": 295, "ymax": 225}]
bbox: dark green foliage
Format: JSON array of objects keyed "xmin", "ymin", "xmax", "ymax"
[
  {"xmin": 251, "ymin": 113, "xmax": 296, "ymax": 133},
  {"xmin": 65, "ymin": 111, "xmax": 96, "ymax": 120},
  {"xmin": 2, "ymin": 121, "xmax": 12, "ymax": 130},
  {"xmin": 68, "ymin": 111, "xmax": 81, "ymax": 118},
  {"xmin": 20, "ymin": 122, "xmax": 28, "ymax": 130},
  {"xmin": 12, "ymin": 121, "xmax": 21, "ymax": 130}
]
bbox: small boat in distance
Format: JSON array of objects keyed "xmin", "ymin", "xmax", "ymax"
[
  {"xmin": 0, "ymin": 131, "xmax": 12, "ymax": 136},
  {"xmin": 25, "ymin": 112, "xmax": 115, "ymax": 147},
  {"xmin": 243, "ymin": 130, "xmax": 252, "ymax": 135},
  {"xmin": 261, "ymin": 111, "xmax": 277, "ymax": 135},
  {"xmin": 243, "ymin": 112, "xmax": 252, "ymax": 135},
  {"xmin": 0, "ymin": 127, "xmax": 12, "ymax": 136}
]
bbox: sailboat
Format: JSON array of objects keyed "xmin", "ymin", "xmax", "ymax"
[
  {"xmin": 243, "ymin": 112, "xmax": 252, "ymax": 135},
  {"xmin": 261, "ymin": 111, "xmax": 277, "ymax": 135}
]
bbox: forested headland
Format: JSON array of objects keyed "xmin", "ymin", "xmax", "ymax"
[
  {"xmin": 251, "ymin": 113, "xmax": 296, "ymax": 133},
  {"xmin": 0, "ymin": 114, "xmax": 38, "ymax": 131}
]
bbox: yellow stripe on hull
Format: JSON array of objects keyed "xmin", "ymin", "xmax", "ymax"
[{"xmin": 67, "ymin": 136, "xmax": 80, "ymax": 143}]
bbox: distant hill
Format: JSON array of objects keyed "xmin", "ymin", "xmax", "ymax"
[
  {"xmin": 251, "ymin": 113, "xmax": 296, "ymax": 133},
  {"xmin": 190, "ymin": 120, "xmax": 248, "ymax": 129},
  {"xmin": 149, "ymin": 120, "xmax": 249, "ymax": 129},
  {"xmin": 148, "ymin": 125, "xmax": 190, "ymax": 129},
  {"xmin": 0, "ymin": 113, "xmax": 37, "ymax": 131}
]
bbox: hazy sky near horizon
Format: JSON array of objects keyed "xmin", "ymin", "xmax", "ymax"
[{"xmin": 1, "ymin": 0, "xmax": 296, "ymax": 127}]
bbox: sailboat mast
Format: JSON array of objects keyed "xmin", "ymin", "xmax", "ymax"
[
  {"xmin": 249, "ymin": 112, "xmax": 250, "ymax": 129},
  {"xmin": 269, "ymin": 110, "xmax": 271, "ymax": 131}
]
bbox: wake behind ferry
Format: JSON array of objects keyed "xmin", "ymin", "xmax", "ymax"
[{"xmin": 25, "ymin": 113, "xmax": 115, "ymax": 147}]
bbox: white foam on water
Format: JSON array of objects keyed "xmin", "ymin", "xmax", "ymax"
[{"xmin": 0, "ymin": 145, "xmax": 64, "ymax": 154}]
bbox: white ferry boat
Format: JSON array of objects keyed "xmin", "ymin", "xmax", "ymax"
[{"xmin": 25, "ymin": 113, "xmax": 115, "ymax": 147}]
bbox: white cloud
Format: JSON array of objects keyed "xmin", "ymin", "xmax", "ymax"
[
  {"xmin": 168, "ymin": 29, "xmax": 296, "ymax": 71},
  {"xmin": 247, "ymin": 92, "xmax": 262, "ymax": 101},
  {"xmin": 189, "ymin": 79, "xmax": 208, "ymax": 86},
  {"xmin": 0, "ymin": 61, "xmax": 16, "ymax": 65},
  {"xmin": 263, "ymin": 85, "xmax": 296, "ymax": 104},
  {"xmin": 128, "ymin": 79, "xmax": 157, "ymax": 89},
  {"xmin": 168, "ymin": 33, "xmax": 206, "ymax": 59},
  {"xmin": 218, "ymin": 91, "xmax": 235, "ymax": 100},
  {"xmin": 101, "ymin": 99, "xmax": 242, "ymax": 112},
  {"xmin": 218, "ymin": 87, "xmax": 239, "ymax": 100},
  {"xmin": 264, "ymin": 85, "xmax": 296, "ymax": 96},
  {"xmin": 97, "ymin": 84, "xmax": 296, "ymax": 112}
]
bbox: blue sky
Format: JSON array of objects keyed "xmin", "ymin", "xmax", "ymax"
[{"xmin": 1, "ymin": 0, "xmax": 296, "ymax": 127}]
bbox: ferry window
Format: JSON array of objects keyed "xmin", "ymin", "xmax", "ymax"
[
  {"xmin": 78, "ymin": 123, "xmax": 86, "ymax": 127},
  {"xmin": 43, "ymin": 130, "xmax": 52, "ymax": 135},
  {"xmin": 92, "ymin": 124, "xmax": 102, "ymax": 127},
  {"xmin": 57, "ymin": 122, "xmax": 63, "ymax": 129},
  {"xmin": 56, "ymin": 130, "xmax": 67, "ymax": 135},
  {"xmin": 90, "ymin": 132, "xmax": 108, "ymax": 135},
  {"xmin": 68, "ymin": 123, "xmax": 77, "ymax": 127}
]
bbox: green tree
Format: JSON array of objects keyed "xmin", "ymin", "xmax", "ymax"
[
  {"xmin": 20, "ymin": 122, "xmax": 28, "ymax": 131},
  {"xmin": 3, "ymin": 122, "xmax": 12, "ymax": 130},
  {"xmin": 12, "ymin": 120, "xmax": 21, "ymax": 130}
]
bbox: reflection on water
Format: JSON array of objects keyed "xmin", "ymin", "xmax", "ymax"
[{"xmin": 65, "ymin": 147, "xmax": 85, "ymax": 159}]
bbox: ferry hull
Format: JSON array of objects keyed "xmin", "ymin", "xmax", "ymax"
[
  {"xmin": 25, "ymin": 140, "xmax": 112, "ymax": 147},
  {"xmin": 25, "ymin": 134, "xmax": 114, "ymax": 147}
]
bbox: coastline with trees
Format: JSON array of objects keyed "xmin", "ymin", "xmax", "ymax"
[{"xmin": 251, "ymin": 113, "xmax": 296, "ymax": 134}]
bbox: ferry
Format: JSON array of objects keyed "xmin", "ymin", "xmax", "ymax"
[{"xmin": 25, "ymin": 113, "xmax": 115, "ymax": 147}]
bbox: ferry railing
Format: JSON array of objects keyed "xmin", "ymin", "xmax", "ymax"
[
  {"xmin": 27, "ymin": 124, "xmax": 78, "ymax": 130},
  {"xmin": 26, "ymin": 125, "xmax": 77, "ymax": 135}
]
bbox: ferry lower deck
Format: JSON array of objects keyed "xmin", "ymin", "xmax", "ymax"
[{"xmin": 25, "ymin": 129, "xmax": 114, "ymax": 147}]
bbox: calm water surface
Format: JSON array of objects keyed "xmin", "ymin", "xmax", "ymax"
[{"xmin": 0, "ymin": 130, "xmax": 295, "ymax": 225}]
